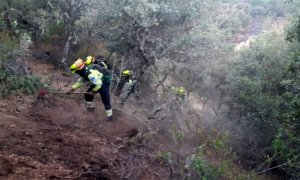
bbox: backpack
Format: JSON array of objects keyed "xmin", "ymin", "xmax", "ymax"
[{"xmin": 90, "ymin": 64, "xmax": 112, "ymax": 84}]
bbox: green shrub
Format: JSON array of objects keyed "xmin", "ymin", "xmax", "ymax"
[
  {"xmin": 229, "ymin": 19, "xmax": 300, "ymax": 178},
  {"xmin": 250, "ymin": 6, "xmax": 267, "ymax": 16},
  {"xmin": 0, "ymin": 31, "xmax": 41, "ymax": 99},
  {"xmin": 0, "ymin": 74, "xmax": 41, "ymax": 98},
  {"xmin": 41, "ymin": 21, "xmax": 66, "ymax": 43},
  {"xmin": 157, "ymin": 151, "xmax": 172, "ymax": 164},
  {"xmin": 191, "ymin": 155, "xmax": 224, "ymax": 180},
  {"xmin": 249, "ymin": 0, "xmax": 287, "ymax": 17}
]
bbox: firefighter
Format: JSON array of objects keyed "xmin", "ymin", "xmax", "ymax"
[
  {"xmin": 114, "ymin": 69, "xmax": 133, "ymax": 96},
  {"xmin": 85, "ymin": 55, "xmax": 112, "ymax": 84},
  {"xmin": 168, "ymin": 86, "xmax": 186, "ymax": 101},
  {"xmin": 67, "ymin": 58, "xmax": 113, "ymax": 120},
  {"xmin": 85, "ymin": 55, "xmax": 110, "ymax": 70}
]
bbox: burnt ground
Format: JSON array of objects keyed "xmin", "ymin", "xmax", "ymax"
[{"xmin": 0, "ymin": 60, "xmax": 170, "ymax": 180}]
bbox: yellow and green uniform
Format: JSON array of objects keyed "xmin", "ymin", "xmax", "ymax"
[
  {"xmin": 168, "ymin": 86, "xmax": 186, "ymax": 99},
  {"xmin": 71, "ymin": 66, "xmax": 112, "ymax": 118},
  {"xmin": 72, "ymin": 69, "xmax": 103, "ymax": 91},
  {"xmin": 114, "ymin": 69, "xmax": 133, "ymax": 96},
  {"xmin": 177, "ymin": 87, "xmax": 185, "ymax": 96}
]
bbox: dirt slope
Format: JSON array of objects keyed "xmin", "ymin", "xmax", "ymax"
[{"xmin": 0, "ymin": 60, "xmax": 169, "ymax": 180}]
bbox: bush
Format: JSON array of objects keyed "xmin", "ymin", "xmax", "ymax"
[
  {"xmin": 249, "ymin": 0, "xmax": 287, "ymax": 17},
  {"xmin": 0, "ymin": 74, "xmax": 41, "ymax": 99},
  {"xmin": 229, "ymin": 20, "xmax": 300, "ymax": 178},
  {"xmin": 250, "ymin": 6, "xmax": 267, "ymax": 16},
  {"xmin": 190, "ymin": 155, "xmax": 224, "ymax": 180},
  {"xmin": 0, "ymin": 31, "xmax": 41, "ymax": 99},
  {"xmin": 41, "ymin": 21, "xmax": 65, "ymax": 43}
]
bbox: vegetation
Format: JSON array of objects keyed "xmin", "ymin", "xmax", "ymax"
[
  {"xmin": 249, "ymin": 0, "xmax": 287, "ymax": 17},
  {"xmin": 1, "ymin": 0, "xmax": 300, "ymax": 179},
  {"xmin": 228, "ymin": 16, "xmax": 300, "ymax": 179},
  {"xmin": 0, "ymin": 31, "xmax": 40, "ymax": 99}
]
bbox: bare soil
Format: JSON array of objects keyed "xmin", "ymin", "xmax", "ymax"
[{"xmin": 0, "ymin": 60, "xmax": 170, "ymax": 180}]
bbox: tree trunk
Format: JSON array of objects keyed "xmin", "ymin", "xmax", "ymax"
[{"xmin": 61, "ymin": 34, "xmax": 72, "ymax": 68}]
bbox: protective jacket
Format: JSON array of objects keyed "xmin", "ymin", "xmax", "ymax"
[{"xmin": 72, "ymin": 64, "xmax": 111, "ymax": 91}]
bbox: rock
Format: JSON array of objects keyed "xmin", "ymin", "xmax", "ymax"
[
  {"xmin": 114, "ymin": 137, "xmax": 123, "ymax": 144},
  {"xmin": 9, "ymin": 124, "xmax": 16, "ymax": 128},
  {"xmin": 16, "ymin": 105, "xmax": 26, "ymax": 113},
  {"xmin": 16, "ymin": 107, "xmax": 22, "ymax": 113},
  {"xmin": 0, "ymin": 158, "xmax": 14, "ymax": 176},
  {"xmin": 0, "ymin": 102, "xmax": 8, "ymax": 108},
  {"xmin": 25, "ymin": 131, "xmax": 32, "ymax": 137}
]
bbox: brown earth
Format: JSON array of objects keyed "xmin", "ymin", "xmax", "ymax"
[{"xmin": 0, "ymin": 60, "xmax": 170, "ymax": 180}]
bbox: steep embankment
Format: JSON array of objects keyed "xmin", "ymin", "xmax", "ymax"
[{"xmin": 0, "ymin": 60, "xmax": 169, "ymax": 179}]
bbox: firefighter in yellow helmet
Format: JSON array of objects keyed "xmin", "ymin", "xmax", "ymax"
[
  {"xmin": 85, "ymin": 55, "xmax": 112, "ymax": 84},
  {"xmin": 114, "ymin": 69, "xmax": 133, "ymax": 96},
  {"xmin": 85, "ymin": 55, "xmax": 110, "ymax": 70},
  {"xmin": 85, "ymin": 55, "xmax": 95, "ymax": 66},
  {"xmin": 122, "ymin": 69, "xmax": 133, "ymax": 85},
  {"xmin": 67, "ymin": 58, "xmax": 113, "ymax": 120},
  {"xmin": 177, "ymin": 86, "xmax": 186, "ymax": 100},
  {"xmin": 168, "ymin": 86, "xmax": 186, "ymax": 101},
  {"xmin": 177, "ymin": 87, "xmax": 185, "ymax": 96}
]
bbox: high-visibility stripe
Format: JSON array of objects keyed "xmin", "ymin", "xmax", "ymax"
[
  {"xmin": 85, "ymin": 100, "xmax": 95, "ymax": 108},
  {"xmin": 106, "ymin": 109, "xmax": 113, "ymax": 117},
  {"xmin": 88, "ymin": 69, "xmax": 103, "ymax": 91}
]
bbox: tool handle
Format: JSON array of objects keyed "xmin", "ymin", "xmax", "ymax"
[{"xmin": 48, "ymin": 91, "xmax": 91, "ymax": 95}]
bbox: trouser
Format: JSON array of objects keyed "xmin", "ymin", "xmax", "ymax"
[
  {"xmin": 176, "ymin": 94, "xmax": 185, "ymax": 102},
  {"xmin": 120, "ymin": 82, "xmax": 135, "ymax": 105},
  {"xmin": 114, "ymin": 76, "xmax": 129, "ymax": 96},
  {"xmin": 84, "ymin": 83, "xmax": 112, "ymax": 114}
]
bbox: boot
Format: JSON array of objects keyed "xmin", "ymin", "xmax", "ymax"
[
  {"xmin": 106, "ymin": 109, "xmax": 113, "ymax": 121},
  {"xmin": 85, "ymin": 100, "xmax": 95, "ymax": 112},
  {"xmin": 107, "ymin": 116, "xmax": 113, "ymax": 121}
]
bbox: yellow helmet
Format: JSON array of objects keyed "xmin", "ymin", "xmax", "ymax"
[
  {"xmin": 85, "ymin": 55, "xmax": 95, "ymax": 65},
  {"xmin": 178, "ymin": 87, "xmax": 185, "ymax": 94},
  {"xmin": 122, "ymin": 70, "xmax": 132, "ymax": 76},
  {"xmin": 70, "ymin": 58, "xmax": 85, "ymax": 73}
]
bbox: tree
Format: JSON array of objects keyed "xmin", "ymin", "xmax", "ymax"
[{"xmin": 229, "ymin": 19, "xmax": 300, "ymax": 178}]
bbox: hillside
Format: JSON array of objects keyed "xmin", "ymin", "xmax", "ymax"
[
  {"xmin": 1, "ymin": 0, "xmax": 300, "ymax": 179},
  {"xmin": 0, "ymin": 60, "xmax": 170, "ymax": 179}
]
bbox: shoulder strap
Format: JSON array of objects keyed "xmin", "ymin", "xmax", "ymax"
[{"xmin": 90, "ymin": 64, "xmax": 111, "ymax": 76}]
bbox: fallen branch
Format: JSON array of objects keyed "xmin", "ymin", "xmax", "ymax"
[
  {"xmin": 49, "ymin": 171, "xmax": 91, "ymax": 179},
  {"xmin": 255, "ymin": 154, "xmax": 300, "ymax": 176}
]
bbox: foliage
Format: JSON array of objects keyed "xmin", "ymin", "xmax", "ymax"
[
  {"xmin": 287, "ymin": 1, "xmax": 300, "ymax": 16},
  {"xmin": 190, "ymin": 155, "xmax": 224, "ymax": 180},
  {"xmin": 1, "ymin": 0, "xmax": 236, "ymax": 102},
  {"xmin": 40, "ymin": 21, "xmax": 65, "ymax": 43},
  {"xmin": 79, "ymin": 0, "xmax": 232, "ymax": 88},
  {"xmin": 229, "ymin": 17, "xmax": 300, "ymax": 178},
  {"xmin": 0, "ymin": 32, "xmax": 40, "ymax": 99},
  {"xmin": 0, "ymin": 75, "xmax": 41, "ymax": 98},
  {"xmin": 230, "ymin": 31, "xmax": 288, "ymax": 133},
  {"xmin": 185, "ymin": 129, "xmax": 250, "ymax": 180},
  {"xmin": 249, "ymin": 0, "xmax": 287, "ymax": 17},
  {"xmin": 157, "ymin": 151, "xmax": 172, "ymax": 164},
  {"xmin": 216, "ymin": 3, "xmax": 250, "ymax": 35}
]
